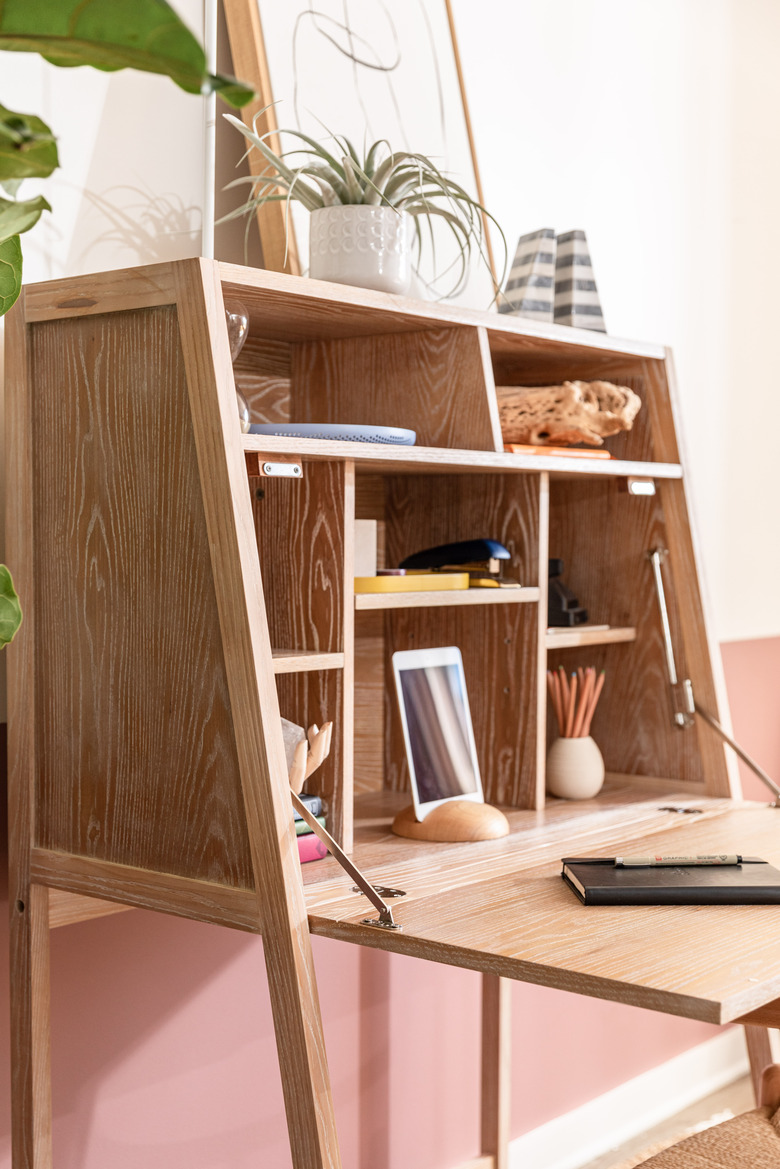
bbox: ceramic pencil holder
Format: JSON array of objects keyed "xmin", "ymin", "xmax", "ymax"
[{"xmin": 546, "ymin": 735, "xmax": 605, "ymax": 800}]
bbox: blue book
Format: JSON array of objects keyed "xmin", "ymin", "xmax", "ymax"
[{"xmin": 293, "ymin": 792, "xmax": 322, "ymax": 821}]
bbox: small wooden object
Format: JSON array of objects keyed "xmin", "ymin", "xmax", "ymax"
[
  {"xmin": 392, "ymin": 801, "xmax": 510, "ymax": 842},
  {"xmin": 497, "ymin": 380, "xmax": 641, "ymax": 447},
  {"xmin": 287, "ymin": 721, "xmax": 333, "ymax": 794}
]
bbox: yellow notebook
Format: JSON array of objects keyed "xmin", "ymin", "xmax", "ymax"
[{"xmin": 354, "ymin": 573, "xmax": 470, "ymax": 593}]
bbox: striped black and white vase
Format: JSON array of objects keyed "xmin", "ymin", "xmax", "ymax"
[
  {"xmin": 499, "ymin": 227, "xmax": 556, "ymax": 321},
  {"xmin": 553, "ymin": 229, "xmax": 606, "ymax": 332}
]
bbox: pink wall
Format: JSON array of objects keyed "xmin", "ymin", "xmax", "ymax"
[{"xmin": 0, "ymin": 636, "xmax": 776, "ymax": 1168}]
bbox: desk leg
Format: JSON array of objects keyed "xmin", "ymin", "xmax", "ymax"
[
  {"xmin": 744, "ymin": 1025, "xmax": 779, "ymax": 1103},
  {"xmin": 10, "ymin": 883, "xmax": 52, "ymax": 1169},
  {"xmin": 481, "ymin": 973, "xmax": 511, "ymax": 1169}
]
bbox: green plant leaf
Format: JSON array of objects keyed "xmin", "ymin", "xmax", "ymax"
[
  {"xmin": 0, "ymin": 194, "xmax": 51, "ymax": 243},
  {"xmin": 0, "ymin": 0, "xmax": 254, "ymax": 108},
  {"xmin": 0, "ymin": 103, "xmax": 58, "ymax": 181},
  {"xmin": 0, "ymin": 564, "xmax": 22, "ymax": 646},
  {"xmin": 0, "ymin": 234, "xmax": 22, "ymax": 315}
]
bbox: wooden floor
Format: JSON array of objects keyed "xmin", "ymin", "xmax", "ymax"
[{"xmin": 579, "ymin": 1074, "xmax": 755, "ymax": 1169}]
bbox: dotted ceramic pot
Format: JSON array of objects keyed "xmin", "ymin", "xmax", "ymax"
[
  {"xmin": 546, "ymin": 736, "xmax": 605, "ymax": 800},
  {"xmin": 309, "ymin": 205, "xmax": 411, "ymax": 295}
]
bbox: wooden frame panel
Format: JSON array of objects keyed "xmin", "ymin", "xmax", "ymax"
[
  {"xmin": 7, "ymin": 257, "xmax": 751, "ymax": 1169},
  {"xmin": 7, "ymin": 259, "xmax": 344, "ymax": 1169},
  {"xmin": 291, "ymin": 326, "xmax": 502, "ymax": 451}
]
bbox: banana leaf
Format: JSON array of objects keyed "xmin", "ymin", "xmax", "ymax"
[{"xmin": 0, "ymin": 0, "xmax": 254, "ymax": 107}]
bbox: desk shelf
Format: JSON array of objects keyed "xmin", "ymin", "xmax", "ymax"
[
  {"xmin": 7, "ymin": 258, "xmax": 741, "ymax": 1169},
  {"xmin": 545, "ymin": 626, "xmax": 637, "ymax": 650},
  {"xmin": 355, "ymin": 587, "xmax": 540, "ymax": 611},
  {"xmin": 271, "ymin": 649, "xmax": 345, "ymax": 673}
]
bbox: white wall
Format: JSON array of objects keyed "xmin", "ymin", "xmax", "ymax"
[
  {"xmin": 455, "ymin": 0, "xmax": 780, "ymax": 643},
  {"xmin": 1, "ymin": 0, "xmax": 209, "ymax": 283},
  {"xmin": 5, "ymin": 1, "xmax": 778, "ymax": 644}
]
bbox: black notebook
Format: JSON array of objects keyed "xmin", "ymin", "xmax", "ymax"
[{"xmin": 562, "ymin": 859, "xmax": 780, "ymax": 905}]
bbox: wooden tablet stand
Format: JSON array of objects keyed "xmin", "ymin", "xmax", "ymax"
[{"xmin": 392, "ymin": 801, "xmax": 510, "ymax": 842}]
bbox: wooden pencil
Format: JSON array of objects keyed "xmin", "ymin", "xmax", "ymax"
[
  {"xmin": 546, "ymin": 671, "xmax": 563, "ymax": 735},
  {"xmin": 564, "ymin": 673, "xmax": 578, "ymax": 738},
  {"xmin": 558, "ymin": 665, "xmax": 569, "ymax": 712},
  {"xmin": 553, "ymin": 671, "xmax": 564, "ymax": 735},
  {"xmin": 582, "ymin": 670, "xmax": 605, "ymax": 737},
  {"xmin": 572, "ymin": 667, "xmax": 594, "ymax": 738}
]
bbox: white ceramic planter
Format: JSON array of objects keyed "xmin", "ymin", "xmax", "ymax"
[
  {"xmin": 309, "ymin": 205, "xmax": 411, "ymax": 295},
  {"xmin": 546, "ymin": 736, "xmax": 605, "ymax": 800}
]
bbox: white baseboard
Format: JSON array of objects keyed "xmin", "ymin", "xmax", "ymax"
[{"xmin": 508, "ymin": 1029, "xmax": 749, "ymax": 1169}]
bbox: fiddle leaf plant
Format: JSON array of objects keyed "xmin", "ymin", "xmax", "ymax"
[
  {"xmin": 0, "ymin": 566, "xmax": 22, "ymax": 647},
  {"xmin": 0, "ymin": 0, "xmax": 254, "ymax": 107}
]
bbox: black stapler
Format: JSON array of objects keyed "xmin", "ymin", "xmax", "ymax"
[{"xmin": 399, "ymin": 538, "xmax": 520, "ymax": 587}]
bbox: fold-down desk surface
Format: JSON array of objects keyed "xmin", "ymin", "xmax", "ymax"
[{"xmin": 301, "ymin": 779, "xmax": 780, "ymax": 1026}]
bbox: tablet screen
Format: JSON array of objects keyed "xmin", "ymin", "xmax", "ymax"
[{"xmin": 397, "ymin": 661, "xmax": 480, "ymax": 804}]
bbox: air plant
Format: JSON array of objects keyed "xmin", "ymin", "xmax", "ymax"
[{"xmin": 223, "ymin": 110, "xmax": 506, "ymax": 301}]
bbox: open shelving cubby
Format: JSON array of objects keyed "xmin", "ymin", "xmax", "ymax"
[{"xmin": 6, "ymin": 257, "xmax": 740, "ymax": 1169}]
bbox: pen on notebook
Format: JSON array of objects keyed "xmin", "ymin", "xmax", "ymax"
[
  {"xmin": 561, "ymin": 856, "xmax": 765, "ymax": 866},
  {"xmin": 615, "ymin": 855, "xmax": 763, "ymax": 867}
]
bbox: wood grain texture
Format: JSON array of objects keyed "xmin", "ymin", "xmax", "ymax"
[
  {"xmin": 250, "ymin": 456, "xmax": 353, "ymax": 846},
  {"xmin": 302, "ymin": 794, "xmax": 780, "ymax": 1026},
  {"xmin": 736, "ymin": 1002, "xmax": 780, "ymax": 1029},
  {"xmin": 221, "ymin": 0, "xmax": 301, "ymax": 275},
  {"xmin": 233, "ymin": 332, "xmax": 292, "ymax": 424},
  {"xmin": 355, "ymin": 587, "xmax": 540, "ymax": 611},
  {"xmin": 243, "ymin": 435, "xmax": 683, "ymax": 481},
  {"xmin": 250, "ymin": 461, "xmax": 345, "ymax": 654},
  {"xmin": 47, "ymin": 889, "xmax": 132, "ymax": 930},
  {"xmin": 535, "ymin": 474, "xmax": 550, "ymax": 808},
  {"xmin": 33, "ymin": 849, "xmax": 259, "ymax": 932},
  {"xmin": 24, "ymin": 263, "xmax": 176, "ymax": 322},
  {"xmin": 272, "ymin": 651, "xmax": 345, "ymax": 674},
  {"xmin": 175, "ymin": 260, "xmax": 341, "ymax": 1168},
  {"xmin": 354, "ymin": 612, "xmax": 385, "ymax": 793},
  {"xmin": 383, "ymin": 473, "xmax": 541, "ymax": 807},
  {"xmin": 391, "ymin": 801, "xmax": 509, "ymax": 842},
  {"xmin": 481, "ymin": 975, "xmax": 511, "ymax": 1169},
  {"xmin": 548, "ymin": 477, "xmax": 710, "ymax": 784},
  {"xmin": 10, "ymin": 885, "xmax": 52, "ymax": 1169},
  {"xmin": 744, "ymin": 1026, "xmax": 777, "ymax": 1103},
  {"xmin": 29, "ymin": 305, "xmax": 253, "ymax": 887},
  {"xmin": 6, "ymin": 295, "xmax": 52, "ymax": 1167},
  {"xmin": 219, "ymin": 264, "xmax": 666, "ymax": 360},
  {"xmin": 291, "ymin": 327, "xmax": 504, "ymax": 450},
  {"xmin": 545, "ymin": 627, "xmax": 637, "ymax": 649}
]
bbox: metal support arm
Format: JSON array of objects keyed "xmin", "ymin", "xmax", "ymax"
[
  {"xmin": 647, "ymin": 547, "xmax": 780, "ymax": 805},
  {"xmin": 290, "ymin": 791, "xmax": 403, "ymax": 929}
]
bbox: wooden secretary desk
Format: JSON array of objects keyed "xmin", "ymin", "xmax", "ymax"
[{"xmin": 7, "ymin": 257, "xmax": 780, "ymax": 1169}]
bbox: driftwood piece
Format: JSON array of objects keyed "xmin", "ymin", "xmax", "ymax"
[{"xmin": 496, "ymin": 380, "xmax": 641, "ymax": 447}]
